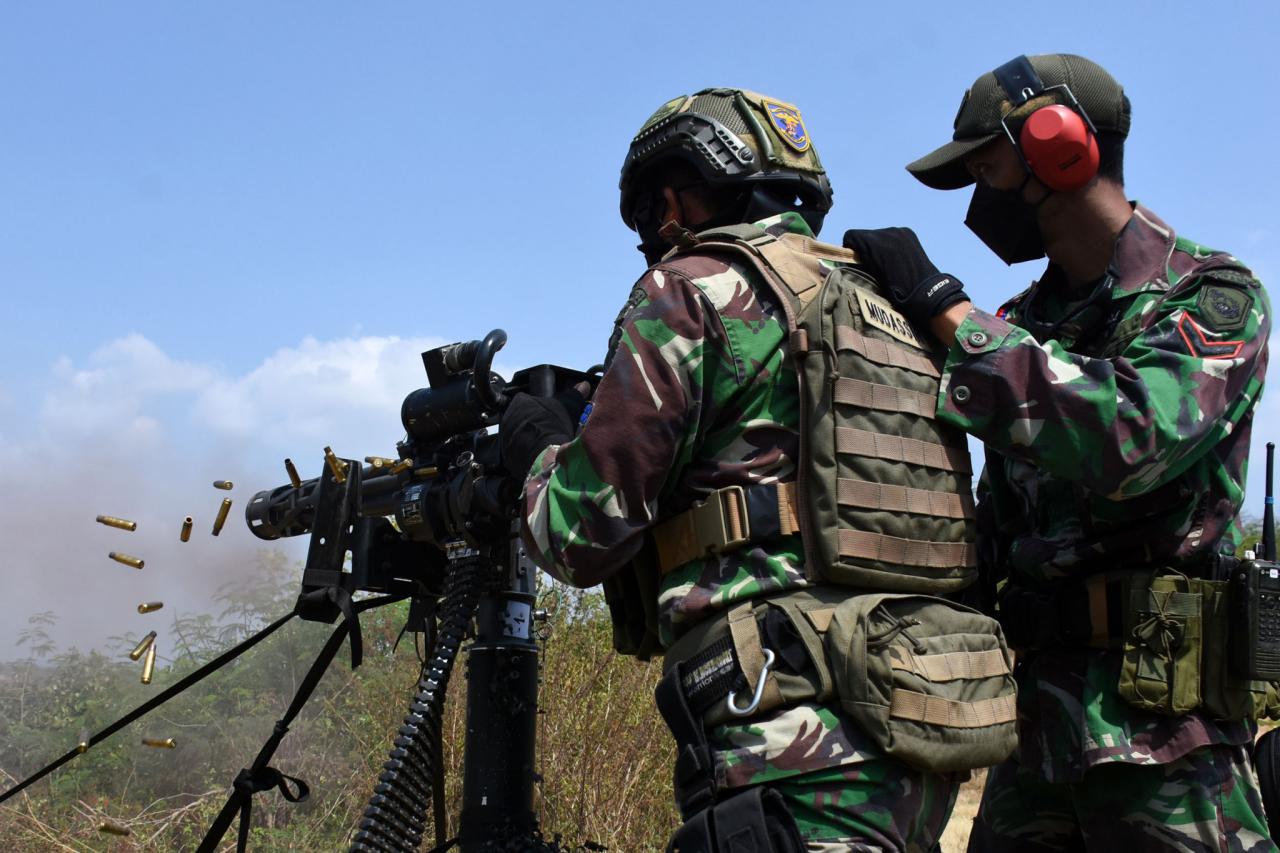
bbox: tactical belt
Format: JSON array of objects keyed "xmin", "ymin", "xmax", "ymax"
[
  {"xmin": 999, "ymin": 572, "xmax": 1138, "ymax": 651},
  {"xmin": 652, "ymin": 482, "xmax": 801, "ymax": 574},
  {"xmin": 652, "ymin": 480, "xmax": 977, "ymax": 574}
]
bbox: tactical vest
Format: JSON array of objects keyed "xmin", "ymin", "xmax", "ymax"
[{"xmin": 603, "ymin": 224, "xmax": 978, "ymax": 660}]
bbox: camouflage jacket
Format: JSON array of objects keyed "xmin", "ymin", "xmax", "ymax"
[
  {"xmin": 937, "ymin": 204, "xmax": 1271, "ymax": 782},
  {"xmin": 522, "ymin": 212, "xmax": 890, "ymax": 788}
]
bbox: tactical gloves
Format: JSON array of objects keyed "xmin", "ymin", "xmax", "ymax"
[
  {"xmin": 499, "ymin": 390, "xmax": 588, "ymax": 481},
  {"xmin": 842, "ymin": 227, "xmax": 969, "ymax": 330}
]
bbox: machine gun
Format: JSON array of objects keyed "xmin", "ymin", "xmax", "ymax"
[
  {"xmin": 0, "ymin": 328, "xmax": 596, "ymax": 852},
  {"xmin": 244, "ymin": 329, "xmax": 596, "ymax": 851}
]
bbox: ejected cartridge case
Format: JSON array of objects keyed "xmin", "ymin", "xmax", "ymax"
[
  {"xmin": 141, "ymin": 737, "xmax": 176, "ymax": 749},
  {"xmin": 98, "ymin": 820, "xmax": 131, "ymax": 836},
  {"xmin": 96, "ymin": 515, "xmax": 137, "ymax": 532},
  {"xmin": 141, "ymin": 642, "xmax": 157, "ymax": 684},
  {"xmin": 180, "ymin": 516, "xmax": 193, "ymax": 542},
  {"xmin": 284, "ymin": 457, "xmax": 302, "ymax": 488},
  {"xmin": 137, "ymin": 601, "xmax": 164, "ymax": 614},
  {"xmin": 109, "ymin": 551, "xmax": 144, "ymax": 569},
  {"xmin": 211, "ymin": 498, "xmax": 232, "ymax": 536},
  {"xmin": 324, "ymin": 446, "xmax": 347, "ymax": 484},
  {"xmin": 213, "ymin": 480, "xmax": 233, "ymax": 490},
  {"xmin": 129, "ymin": 630, "xmax": 157, "ymax": 661},
  {"xmin": 76, "ymin": 729, "xmax": 90, "ymax": 753}
]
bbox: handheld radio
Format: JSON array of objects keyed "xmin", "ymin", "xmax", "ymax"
[{"xmin": 1226, "ymin": 442, "xmax": 1280, "ymax": 680}]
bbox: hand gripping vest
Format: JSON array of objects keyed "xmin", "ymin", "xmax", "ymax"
[{"xmin": 604, "ymin": 224, "xmax": 979, "ymax": 658}]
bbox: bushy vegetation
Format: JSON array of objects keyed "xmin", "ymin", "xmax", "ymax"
[{"xmin": 0, "ymin": 552, "xmax": 675, "ymax": 850}]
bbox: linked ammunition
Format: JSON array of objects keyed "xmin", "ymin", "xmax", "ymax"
[
  {"xmin": 141, "ymin": 737, "xmax": 176, "ymax": 749},
  {"xmin": 97, "ymin": 820, "xmax": 131, "ymax": 836},
  {"xmin": 141, "ymin": 642, "xmax": 157, "ymax": 684},
  {"xmin": 109, "ymin": 551, "xmax": 144, "ymax": 570},
  {"xmin": 213, "ymin": 480, "xmax": 234, "ymax": 490},
  {"xmin": 324, "ymin": 446, "xmax": 348, "ymax": 484},
  {"xmin": 129, "ymin": 630, "xmax": 157, "ymax": 661},
  {"xmin": 211, "ymin": 498, "xmax": 232, "ymax": 536},
  {"xmin": 180, "ymin": 516, "xmax": 193, "ymax": 542},
  {"xmin": 96, "ymin": 515, "xmax": 137, "ymax": 532},
  {"xmin": 284, "ymin": 457, "xmax": 302, "ymax": 489},
  {"xmin": 137, "ymin": 601, "xmax": 164, "ymax": 614}
]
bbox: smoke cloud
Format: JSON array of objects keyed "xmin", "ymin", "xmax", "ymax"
[{"xmin": 0, "ymin": 332, "xmax": 452, "ymax": 659}]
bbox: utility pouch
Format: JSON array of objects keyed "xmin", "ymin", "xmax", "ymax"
[
  {"xmin": 662, "ymin": 589, "xmax": 841, "ymax": 728},
  {"xmin": 1193, "ymin": 577, "xmax": 1262, "ymax": 720},
  {"xmin": 824, "ymin": 593, "xmax": 1017, "ymax": 772},
  {"xmin": 1118, "ymin": 574, "xmax": 1202, "ymax": 715}
]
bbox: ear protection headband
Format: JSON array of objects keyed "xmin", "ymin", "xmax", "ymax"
[{"xmin": 993, "ymin": 55, "xmax": 1100, "ymax": 192}]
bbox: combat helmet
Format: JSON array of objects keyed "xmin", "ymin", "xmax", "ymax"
[{"xmin": 619, "ymin": 88, "xmax": 833, "ymax": 255}]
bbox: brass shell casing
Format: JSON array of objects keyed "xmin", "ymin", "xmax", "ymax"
[
  {"xmin": 129, "ymin": 630, "xmax": 157, "ymax": 661},
  {"xmin": 76, "ymin": 730, "xmax": 90, "ymax": 753},
  {"xmin": 323, "ymin": 446, "xmax": 348, "ymax": 484},
  {"xmin": 137, "ymin": 601, "xmax": 164, "ymax": 614},
  {"xmin": 211, "ymin": 498, "xmax": 232, "ymax": 536},
  {"xmin": 180, "ymin": 516, "xmax": 193, "ymax": 542},
  {"xmin": 96, "ymin": 515, "xmax": 137, "ymax": 532},
  {"xmin": 284, "ymin": 457, "xmax": 302, "ymax": 488},
  {"xmin": 98, "ymin": 820, "xmax": 131, "ymax": 836},
  {"xmin": 109, "ymin": 551, "xmax": 144, "ymax": 570},
  {"xmin": 213, "ymin": 480, "xmax": 233, "ymax": 490},
  {"xmin": 141, "ymin": 737, "xmax": 176, "ymax": 749},
  {"xmin": 141, "ymin": 643, "xmax": 157, "ymax": 684}
]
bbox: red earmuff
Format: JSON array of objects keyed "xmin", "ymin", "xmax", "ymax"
[{"xmin": 1018, "ymin": 103, "xmax": 1099, "ymax": 192}]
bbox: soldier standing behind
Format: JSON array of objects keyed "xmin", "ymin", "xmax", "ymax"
[
  {"xmin": 844, "ymin": 54, "xmax": 1275, "ymax": 851},
  {"xmin": 500, "ymin": 89, "xmax": 975, "ymax": 851}
]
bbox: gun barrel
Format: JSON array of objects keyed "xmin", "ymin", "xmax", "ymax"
[{"xmin": 244, "ymin": 463, "xmax": 406, "ymax": 541}]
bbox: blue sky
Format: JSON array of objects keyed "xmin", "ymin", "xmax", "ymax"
[{"xmin": 2, "ymin": 1, "xmax": 1278, "ymax": 653}]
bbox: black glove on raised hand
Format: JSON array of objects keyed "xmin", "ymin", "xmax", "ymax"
[
  {"xmin": 499, "ymin": 390, "xmax": 588, "ymax": 480},
  {"xmin": 842, "ymin": 227, "xmax": 969, "ymax": 329}
]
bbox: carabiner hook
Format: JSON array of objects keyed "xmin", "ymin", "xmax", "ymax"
[{"xmin": 725, "ymin": 648, "xmax": 776, "ymax": 718}]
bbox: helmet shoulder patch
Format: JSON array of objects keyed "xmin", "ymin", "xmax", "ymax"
[{"xmin": 762, "ymin": 98, "xmax": 810, "ymax": 152}]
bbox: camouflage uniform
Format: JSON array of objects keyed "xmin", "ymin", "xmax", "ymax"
[
  {"xmin": 522, "ymin": 211, "xmax": 960, "ymax": 852},
  {"xmin": 936, "ymin": 204, "xmax": 1275, "ymax": 851}
]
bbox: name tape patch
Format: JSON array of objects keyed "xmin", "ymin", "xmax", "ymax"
[{"xmin": 855, "ymin": 288, "xmax": 925, "ymax": 350}]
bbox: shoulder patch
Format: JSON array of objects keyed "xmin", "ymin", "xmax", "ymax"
[
  {"xmin": 1196, "ymin": 284, "xmax": 1251, "ymax": 331},
  {"xmin": 604, "ymin": 284, "xmax": 649, "ymax": 370}
]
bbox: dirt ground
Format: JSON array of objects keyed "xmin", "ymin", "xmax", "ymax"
[{"xmin": 940, "ymin": 769, "xmax": 985, "ymax": 853}]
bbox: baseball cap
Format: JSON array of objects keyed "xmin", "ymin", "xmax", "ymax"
[{"xmin": 907, "ymin": 53, "xmax": 1131, "ymax": 190}]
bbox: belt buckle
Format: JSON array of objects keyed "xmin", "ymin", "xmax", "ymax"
[{"xmin": 691, "ymin": 485, "xmax": 749, "ymax": 556}]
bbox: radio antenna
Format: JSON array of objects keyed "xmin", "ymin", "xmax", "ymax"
[{"xmin": 1264, "ymin": 442, "xmax": 1275, "ymax": 562}]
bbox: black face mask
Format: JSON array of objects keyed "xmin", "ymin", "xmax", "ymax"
[{"xmin": 964, "ymin": 176, "xmax": 1047, "ymax": 265}]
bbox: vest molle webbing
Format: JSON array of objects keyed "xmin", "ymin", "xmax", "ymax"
[{"xmin": 656, "ymin": 224, "xmax": 978, "ymax": 593}]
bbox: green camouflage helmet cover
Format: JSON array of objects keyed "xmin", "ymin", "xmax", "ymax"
[{"xmin": 619, "ymin": 88, "xmax": 833, "ymax": 238}]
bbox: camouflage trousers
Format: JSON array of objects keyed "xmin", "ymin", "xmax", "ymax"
[
  {"xmin": 708, "ymin": 703, "xmax": 960, "ymax": 852},
  {"xmin": 967, "ymin": 743, "xmax": 1276, "ymax": 852}
]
